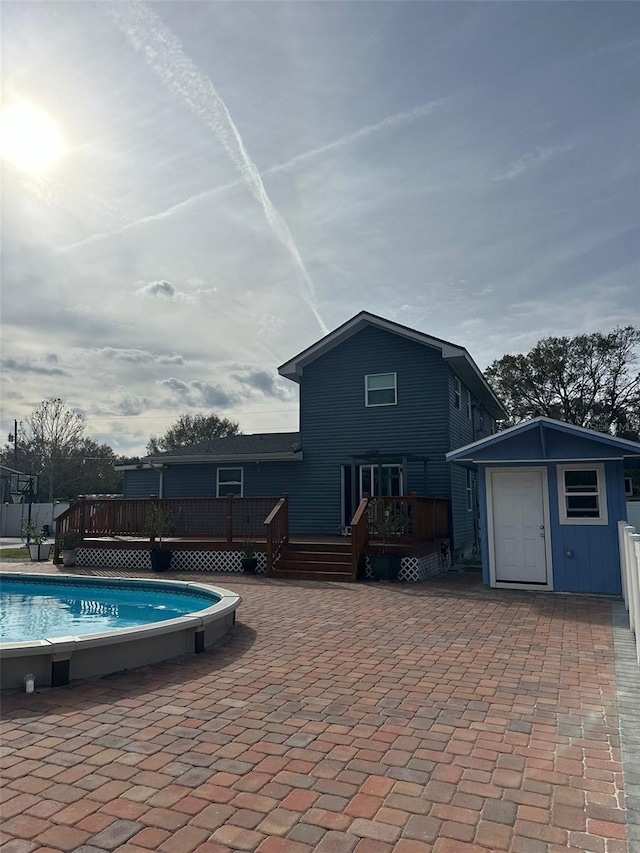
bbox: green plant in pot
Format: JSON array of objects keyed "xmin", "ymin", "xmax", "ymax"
[
  {"xmin": 240, "ymin": 539, "xmax": 258, "ymax": 574},
  {"xmin": 58, "ymin": 531, "xmax": 83, "ymax": 567},
  {"xmin": 368, "ymin": 499, "xmax": 406, "ymax": 581},
  {"xmin": 145, "ymin": 503, "xmax": 174, "ymax": 572},
  {"xmin": 21, "ymin": 518, "xmax": 51, "ymax": 562}
]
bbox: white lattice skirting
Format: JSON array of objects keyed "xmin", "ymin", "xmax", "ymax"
[
  {"xmin": 76, "ymin": 548, "xmax": 448, "ymax": 582},
  {"xmin": 76, "ymin": 548, "xmax": 267, "ymax": 574},
  {"xmin": 365, "ymin": 552, "xmax": 450, "ymax": 582}
]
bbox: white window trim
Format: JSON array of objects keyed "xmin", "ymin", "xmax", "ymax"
[
  {"xmin": 217, "ymin": 467, "xmax": 244, "ymax": 497},
  {"xmin": 466, "ymin": 388, "xmax": 472, "ymax": 420},
  {"xmin": 365, "ymin": 372, "xmax": 397, "ymax": 407},
  {"xmin": 454, "ymin": 376, "xmax": 461, "ymax": 410},
  {"xmin": 557, "ymin": 463, "xmax": 607, "ymax": 526}
]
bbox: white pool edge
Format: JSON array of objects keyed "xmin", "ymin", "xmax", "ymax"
[{"xmin": 0, "ymin": 572, "xmax": 241, "ymax": 689}]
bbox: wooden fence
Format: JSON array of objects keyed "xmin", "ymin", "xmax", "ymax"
[
  {"xmin": 619, "ymin": 521, "xmax": 640, "ymax": 666},
  {"xmin": 365, "ymin": 494, "xmax": 449, "ymax": 544}
]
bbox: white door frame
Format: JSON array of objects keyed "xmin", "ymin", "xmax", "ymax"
[{"xmin": 485, "ymin": 466, "xmax": 554, "ymax": 591}]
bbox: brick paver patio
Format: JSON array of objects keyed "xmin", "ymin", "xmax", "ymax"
[{"xmin": 0, "ymin": 565, "xmax": 633, "ymax": 852}]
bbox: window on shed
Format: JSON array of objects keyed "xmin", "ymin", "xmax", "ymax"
[
  {"xmin": 453, "ymin": 376, "xmax": 461, "ymax": 409},
  {"xmin": 365, "ymin": 373, "xmax": 397, "ymax": 407},
  {"xmin": 557, "ymin": 464, "xmax": 607, "ymax": 525},
  {"xmin": 217, "ymin": 467, "xmax": 243, "ymax": 497}
]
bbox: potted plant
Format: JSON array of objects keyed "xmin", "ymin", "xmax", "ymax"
[
  {"xmin": 368, "ymin": 499, "xmax": 406, "ymax": 581},
  {"xmin": 145, "ymin": 503, "xmax": 174, "ymax": 572},
  {"xmin": 58, "ymin": 531, "xmax": 83, "ymax": 567},
  {"xmin": 240, "ymin": 540, "xmax": 258, "ymax": 574},
  {"xmin": 21, "ymin": 518, "xmax": 51, "ymax": 562}
]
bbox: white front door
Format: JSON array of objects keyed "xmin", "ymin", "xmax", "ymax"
[{"xmin": 490, "ymin": 469, "xmax": 549, "ymax": 585}]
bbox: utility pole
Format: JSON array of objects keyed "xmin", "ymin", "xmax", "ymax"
[{"xmin": 14, "ymin": 419, "xmax": 18, "ymax": 469}]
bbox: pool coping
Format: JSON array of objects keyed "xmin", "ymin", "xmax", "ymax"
[{"xmin": 0, "ymin": 572, "xmax": 241, "ymax": 689}]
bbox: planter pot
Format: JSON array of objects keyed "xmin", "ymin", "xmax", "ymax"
[
  {"xmin": 28, "ymin": 543, "xmax": 51, "ymax": 562},
  {"xmin": 369, "ymin": 554, "xmax": 401, "ymax": 582},
  {"xmin": 150, "ymin": 549, "xmax": 173, "ymax": 572},
  {"xmin": 61, "ymin": 549, "xmax": 77, "ymax": 568},
  {"xmin": 241, "ymin": 557, "xmax": 258, "ymax": 574}
]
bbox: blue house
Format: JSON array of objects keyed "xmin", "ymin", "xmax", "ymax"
[
  {"xmin": 446, "ymin": 417, "xmax": 640, "ymax": 595},
  {"xmin": 121, "ymin": 311, "xmax": 506, "ymax": 559}
]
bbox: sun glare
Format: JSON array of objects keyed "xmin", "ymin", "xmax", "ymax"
[{"xmin": 0, "ymin": 102, "xmax": 65, "ymax": 174}]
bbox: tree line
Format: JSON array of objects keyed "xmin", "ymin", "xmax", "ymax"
[{"xmin": 1, "ymin": 326, "xmax": 637, "ymax": 502}]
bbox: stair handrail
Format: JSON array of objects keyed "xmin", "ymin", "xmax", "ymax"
[
  {"xmin": 53, "ymin": 499, "xmax": 84, "ymax": 564},
  {"xmin": 350, "ymin": 496, "xmax": 370, "ymax": 581},
  {"xmin": 264, "ymin": 494, "xmax": 289, "ymax": 573}
]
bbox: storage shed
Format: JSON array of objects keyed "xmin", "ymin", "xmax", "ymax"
[{"xmin": 446, "ymin": 417, "xmax": 640, "ymax": 595}]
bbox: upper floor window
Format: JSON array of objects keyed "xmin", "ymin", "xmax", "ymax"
[
  {"xmin": 557, "ymin": 464, "xmax": 607, "ymax": 525},
  {"xmin": 454, "ymin": 377, "xmax": 461, "ymax": 410},
  {"xmin": 365, "ymin": 373, "xmax": 397, "ymax": 407},
  {"xmin": 217, "ymin": 467, "xmax": 243, "ymax": 497},
  {"xmin": 466, "ymin": 389, "xmax": 472, "ymax": 420}
]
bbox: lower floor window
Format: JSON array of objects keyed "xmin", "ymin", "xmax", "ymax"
[
  {"xmin": 558, "ymin": 464, "xmax": 607, "ymax": 525},
  {"xmin": 466, "ymin": 469, "xmax": 475, "ymax": 512},
  {"xmin": 217, "ymin": 467, "xmax": 243, "ymax": 497}
]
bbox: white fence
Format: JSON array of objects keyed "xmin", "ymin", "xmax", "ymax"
[
  {"xmin": 0, "ymin": 502, "xmax": 69, "ymax": 537},
  {"xmin": 618, "ymin": 520, "xmax": 640, "ymax": 666}
]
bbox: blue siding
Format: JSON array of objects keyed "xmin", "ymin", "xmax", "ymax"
[
  {"xmin": 296, "ymin": 325, "xmax": 450, "ymax": 535},
  {"xmin": 448, "ymin": 369, "xmax": 495, "ymax": 555},
  {"xmin": 476, "ymin": 456, "xmax": 626, "ymax": 595},
  {"xmin": 548, "ymin": 460, "xmax": 625, "ymax": 595},
  {"xmin": 124, "ymin": 469, "xmax": 160, "ymax": 498},
  {"xmin": 163, "ymin": 461, "xmax": 301, "ymax": 500}
]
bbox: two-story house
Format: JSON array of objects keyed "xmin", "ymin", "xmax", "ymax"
[{"xmin": 120, "ymin": 312, "xmax": 506, "ymax": 559}]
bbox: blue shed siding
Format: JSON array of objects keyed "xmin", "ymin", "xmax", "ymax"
[
  {"xmin": 448, "ymin": 368, "xmax": 495, "ymax": 555},
  {"xmin": 297, "ymin": 325, "xmax": 450, "ymax": 536},
  {"xmin": 476, "ymin": 453, "xmax": 627, "ymax": 595},
  {"xmin": 547, "ymin": 460, "xmax": 625, "ymax": 595},
  {"xmin": 123, "ymin": 468, "xmax": 160, "ymax": 498}
]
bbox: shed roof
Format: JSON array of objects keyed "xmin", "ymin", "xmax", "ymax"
[
  {"xmin": 447, "ymin": 417, "xmax": 640, "ymax": 467},
  {"xmin": 278, "ymin": 310, "xmax": 506, "ymax": 420}
]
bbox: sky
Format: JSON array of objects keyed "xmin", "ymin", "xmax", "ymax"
[{"xmin": 1, "ymin": 1, "xmax": 638, "ymax": 456}]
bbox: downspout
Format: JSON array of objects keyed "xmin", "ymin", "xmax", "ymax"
[{"xmin": 149, "ymin": 464, "xmax": 164, "ymax": 498}]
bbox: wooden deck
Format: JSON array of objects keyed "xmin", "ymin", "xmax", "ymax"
[{"xmin": 57, "ymin": 496, "xmax": 450, "ymax": 582}]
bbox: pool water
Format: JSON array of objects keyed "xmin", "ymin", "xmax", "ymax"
[{"xmin": 0, "ymin": 578, "xmax": 218, "ymax": 643}]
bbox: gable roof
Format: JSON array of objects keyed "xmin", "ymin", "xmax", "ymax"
[
  {"xmin": 278, "ymin": 310, "xmax": 506, "ymax": 420},
  {"xmin": 447, "ymin": 416, "xmax": 640, "ymax": 464},
  {"xmin": 140, "ymin": 432, "xmax": 302, "ymax": 465}
]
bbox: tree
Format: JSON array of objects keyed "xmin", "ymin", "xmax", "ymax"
[
  {"xmin": 0, "ymin": 398, "xmax": 123, "ymax": 500},
  {"xmin": 486, "ymin": 326, "xmax": 640, "ymax": 439},
  {"xmin": 147, "ymin": 413, "xmax": 241, "ymax": 455}
]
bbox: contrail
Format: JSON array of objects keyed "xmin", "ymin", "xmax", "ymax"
[
  {"xmin": 106, "ymin": 1, "xmax": 327, "ymax": 334},
  {"xmin": 57, "ymin": 96, "xmax": 451, "ymax": 255}
]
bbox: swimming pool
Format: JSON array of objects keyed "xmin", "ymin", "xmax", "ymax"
[{"xmin": 0, "ymin": 573, "xmax": 241, "ymax": 690}]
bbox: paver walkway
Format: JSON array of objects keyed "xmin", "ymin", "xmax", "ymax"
[{"xmin": 0, "ymin": 565, "xmax": 633, "ymax": 853}]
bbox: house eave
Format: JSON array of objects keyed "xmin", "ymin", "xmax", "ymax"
[{"xmin": 145, "ymin": 452, "xmax": 303, "ymax": 465}]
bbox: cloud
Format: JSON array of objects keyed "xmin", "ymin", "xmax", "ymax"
[
  {"xmin": 97, "ymin": 347, "xmax": 184, "ymax": 365},
  {"xmin": 159, "ymin": 377, "xmax": 239, "ymax": 409},
  {"xmin": 135, "ymin": 279, "xmax": 176, "ymax": 298},
  {"xmin": 1, "ymin": 357, "xmax": 68, "ymax": 376},
  {"xmin": 91, "ymin": 394, "xmax": 152, "ymax": 417},
  {"xmin": 231, "ymin": 368, "xmax": 293, "ymax": 400},
  {"xmin": 107, "ymin": 0, "xmax": 328, "ymax": 335},
  {"xmin": 493, "ymin": 144, "xmax": 571, "ymax": 182}
]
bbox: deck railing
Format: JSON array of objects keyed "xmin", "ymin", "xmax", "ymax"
[
  {"xmin": 55, "ymin": 496, "xmax": 281, "ymax": 547},
  {"xmin": 350, "ymin": 497, "xmax": 370, "ymax": 581},
  {"xmin": 264, "ymin": 495, "xmax": 289, "ymax": 572},
  {"xmin": 366, "ymin": 494, "xmax": 449, "ymax": 544}
]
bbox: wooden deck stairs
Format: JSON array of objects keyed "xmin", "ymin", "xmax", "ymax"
[{"xmin": 268, "ymin": 541, "xmax": 354, "ymax": 582}]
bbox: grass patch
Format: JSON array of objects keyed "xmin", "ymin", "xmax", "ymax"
[{"xmin": 0, "ymin": 547, "xmax": 33, "ymax": 560}]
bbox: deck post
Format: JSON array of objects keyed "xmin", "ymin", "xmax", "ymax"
[{"xmin": 78, "ymin": 497, "xmax": 86, "ymax": 541}]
